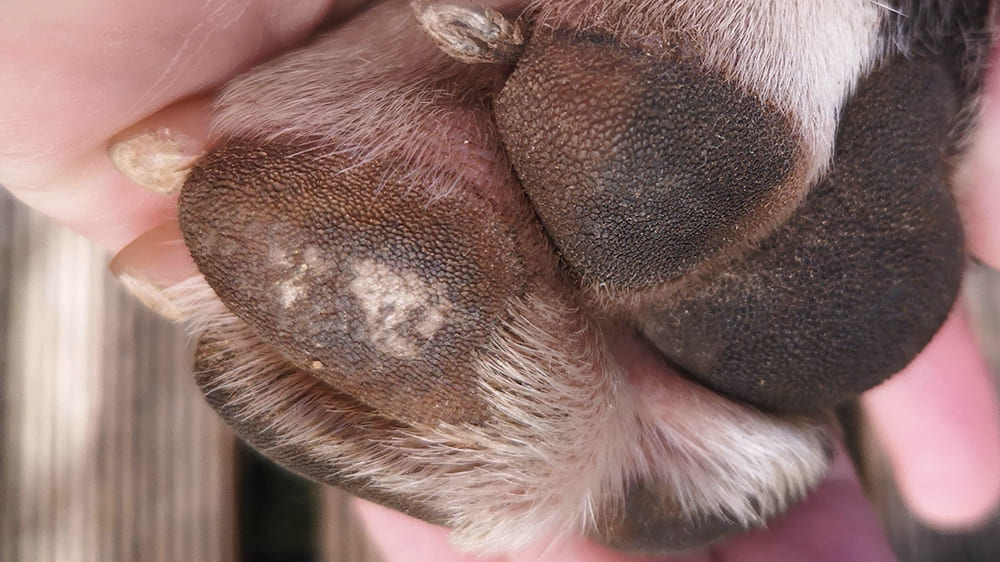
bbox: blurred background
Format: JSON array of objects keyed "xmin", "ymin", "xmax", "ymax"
[
  {"xmin": 1, "ymin": 185, "xmax": 999, "ymax": 562},
  {"xmin": 0, "ymin": 189, "xmax": 379, "ymax": 561}
]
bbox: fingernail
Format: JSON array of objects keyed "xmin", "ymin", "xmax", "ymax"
[
  {"xmin": 110, "ymin": 221, "xmax": 200, "ymax": 320},
  {"xmin": 115, "ymin": 272, "xmax": 188, "ymax": 321},
  {"xmin": 108, "ymin": 128, "xmax": 202, "ymax": 194}
]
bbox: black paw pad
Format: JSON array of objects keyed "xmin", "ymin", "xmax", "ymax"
[
  {"xmin": 637, "ymin": 57, "xmax": 964, "ymax": 411},
  {"xmin": 496, "ymin": 32, "xmax": 964, "ymax": 412},
  {"xmin": 495, "ymin": 32, "xmax": 805, "ymax": 290}
]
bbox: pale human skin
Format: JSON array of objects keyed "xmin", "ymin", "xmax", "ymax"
[{"xmin": 2, "ymin": 2, "xmax": 1000, "ymax": 561}]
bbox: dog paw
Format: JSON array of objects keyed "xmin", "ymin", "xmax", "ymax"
[{"xmin": 168, "ymin": 0, "xmax": 994, "ymax": 554}]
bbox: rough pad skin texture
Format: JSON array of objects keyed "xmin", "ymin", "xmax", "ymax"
[
  {"xmin": 495, "ymin": 32, "xmax": 804, "ymax": 290},
  {"xmin": 180, "ymin": 141, "xmax": 533, "ymax": 426},
  {"xmin": 638, "ymin": 56, "xmax": 965, "ymax": 412},
  {"xmin": 173, "ymin": 0, "xmax": 995, "ymax": 555}
]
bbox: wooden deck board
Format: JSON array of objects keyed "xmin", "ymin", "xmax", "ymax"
[{"xmin": 1, "ymin": 191, "xmax": 239, "ymax": 562}]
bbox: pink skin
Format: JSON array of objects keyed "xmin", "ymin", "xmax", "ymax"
[
  {"xmin": 2, "ymin": 2, "xmax": 999, "ymax": 560},
  {"xmin": 354, "ymin": 451, "xmax": 898, "ymax": 562}
]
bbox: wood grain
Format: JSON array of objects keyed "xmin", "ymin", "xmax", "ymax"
[{"xmin": 0, "ymin": 190, "xmax": 238, "ymax": 562}]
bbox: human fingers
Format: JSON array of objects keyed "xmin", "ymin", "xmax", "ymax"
[
  {"xmin": 858, "ymin": 15, "xmax": 1000, "ymax": 532},
  {"xmin": 714, "ymin": 450, "xmax": 897, "ymax": 562},
  {"xmin": 92, "ymin": 1, "xmax": 993, "ymax": 556},
  {"xmin": 862, "ymin": 303, "xmax": 1000, "ymax": 529},
  {"xmin": 0, "ymin": 0, "xmax": 337, "ymax": 251}
]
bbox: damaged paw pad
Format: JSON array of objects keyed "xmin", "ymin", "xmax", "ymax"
[{"xmin": 171, "ymin": 0, "xmax": 993, "ymax": 555}]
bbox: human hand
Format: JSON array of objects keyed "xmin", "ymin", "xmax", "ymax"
[{"xmin": 2, "ymin": 2, "xmax": 999, "ymax": 561}]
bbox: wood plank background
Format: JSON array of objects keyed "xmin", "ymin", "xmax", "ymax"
[
  {"xmin": 1, "ymin": 185, "xmax": 998, "ymax": 561},
  {"xmin": 0, "ymin": 189, "xmax": 238, "ymax": 562}
]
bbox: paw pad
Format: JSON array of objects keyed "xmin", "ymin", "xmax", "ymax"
[{"xmin": 173, "ymin": 0, "xmax": 991, "ymax": 554}]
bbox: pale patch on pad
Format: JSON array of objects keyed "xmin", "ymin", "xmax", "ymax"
[
  {"xmin": 273, "ymin": 247, "xmax": 322, "ymax": 308},
  {"xmin": 349, "ymin": 259, "xmax": 452, "ymax": 358}
]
